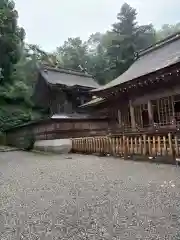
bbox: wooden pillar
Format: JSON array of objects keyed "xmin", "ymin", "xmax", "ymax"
[
  {"xmin": 117, "ymin": 110, "xmax": 122, "ymax": 126},
  {"xmin": 168, "ymin": 133, "xmax": 175, "ymax": 162},
  {"xmin": 129, "ymin": 100, "xmax": 136, "ymax": 130},
  {"xmin": 171, "ymin": 96, "xmax": 176, "ymax": 127},
  {"xmin": 148, "ymin": 100, "xmax": 154, "ymax": 126}
]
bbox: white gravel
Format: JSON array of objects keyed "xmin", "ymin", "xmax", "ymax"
[{"xmin": 0, "ymin": 151, "xmax": 180, "ymax": 239}]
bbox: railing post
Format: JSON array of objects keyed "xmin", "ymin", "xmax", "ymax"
[
  {"xmin": 78, "ymin": 139, "xmax": 80, "ymax": 152},
  {"xmin": 111, "ymin": 137, "xmax": 115, "ymax": 156},
  {"xmin": 98, "ymin": 137, "xmax": 100, "ymax": 154},
  {"xmin": 103, "ymin": 137, "xmax": 106, "ymax": 155},
  {"xmin": 157, "ymin": 136, "xmax": 161, "ymax": 156},
  {"xmin": 108, "ymin": 136, "xmax": 111, "ymax": 155},
  {"xmin": 174, "ymin": 135, "xmax": 179, "ymax": 158},
  {"xmin": 139, "ymin": 136, "xmax": 142, "ymax": 155},
  {"xmin": 115, "ymin": 137, "xmax": 119, "ymax": 156},
  {"xmin": 152, "ymin": 136, "xmax": 156, "ymax": 156},
  {"xmin": 95, "ymin": 137, "xmax": 97, "ymax": 153},
  {"xmin": 119, "ymin": 137, "xmax": 122, "ymax": 156},
  {"xmin": 123, "ymin": 135, "xmax": 128, "ymax": 159},
  {"xmin": 72, "ymin": 139, "xmax": 74, "ymax": 152},
  {"xmin": 93, "ymin": 138, "xmax": 95, "ymax": 153},
  {"xmin": 168, "ymin": 133, "xmax": 175, "ymax": 162},
  {"xmin": 168, "ymin": 133, "xmax": 173, "ymax": 156},
  {"xmin": 148, "ymin": 136, "xmax": 151, "ymax": 156},
  {"xmin": 163, "ymin": 136, "xmax": 167, "ymax": 156},
  {"xmin": 134, "ymin": 137, "xmax": 137, "ymax": 154},
  {"xmin": 130, "ymin": 137, "xmax": 133, "ymax": 155},
  {"xmin": 143, "ymin": 135, "xmax": 147, "ymax": 155},
  {"xmin": 126, "ymin": 137, "xmax": 130, "ymax": 155}
]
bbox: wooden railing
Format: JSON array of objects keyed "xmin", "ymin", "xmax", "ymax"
[{"xmin": 72, "ymin": 132, "xmax": 180, "ymax": 164}]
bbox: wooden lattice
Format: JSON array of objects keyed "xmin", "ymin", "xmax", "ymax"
[
  {"xmin": 152, "ymin": 97, "xmax": 173, "ymax": 126},
  {"xmin": 134, "ymin": 104, "xmax": 149, "ymax": 128},
  {"xmin": 120, "ymin": 106, "xmax": 131, "ymax": 129}
]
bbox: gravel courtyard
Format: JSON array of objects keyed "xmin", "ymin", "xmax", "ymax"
[{"xmin": 0, "ymin": 151, "xmax": 180, "ymax": 239}]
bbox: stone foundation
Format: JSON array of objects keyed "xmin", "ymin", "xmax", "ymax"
[{"xmin": 34, "ymin": 139, "xmax": 72, "ymax": 154}]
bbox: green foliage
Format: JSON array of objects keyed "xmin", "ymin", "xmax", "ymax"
[
  {"xmin": 0, "ymin": 104, "xmax": 32, "ymax": 131},
  {"xmin": 54, "ymin": 3, "xmax": 156, "ymax": 83},
  {"xmin": 0, "ymin": 1, "xmax": 48, "ymax": 131},
  {"xmin": 0, "ymin": 0, "xmax": 25, "ymax": 84},
  {"xmin": 56, "ymin": 37, "xmax": 89, "ymax": 70},
  {"xmin": 156, "ymin": 23, "xmax": 180, "ymax": 41},
  {"xmin": 86, "ymin": 32, "xmax": 113, "ymax": 84},
  {"xmin": 107, "ymin": 3, "xmax": 156, "ymax": 78}
]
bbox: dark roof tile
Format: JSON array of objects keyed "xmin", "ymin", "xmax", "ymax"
[
  {"xmin": 93, "ymin": 33, "xmax": 180, "ymax": 92},
  {"xmin": 40, "ymin": 65, "xmax": 99, "ymax": 89}
]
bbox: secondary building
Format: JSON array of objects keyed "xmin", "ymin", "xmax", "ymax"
[{"xmin": 33, "ymin": 64, "xmax": 99, "ymax": 117}]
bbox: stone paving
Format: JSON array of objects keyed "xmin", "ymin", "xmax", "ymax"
[{"xmin": 0, "ymin": 151, "xmax": 180, "ymax": 239}]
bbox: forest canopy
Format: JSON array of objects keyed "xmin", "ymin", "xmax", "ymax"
[{"xmin": 0, "ymin": 0, "xmax": 180, "ymax": 130}]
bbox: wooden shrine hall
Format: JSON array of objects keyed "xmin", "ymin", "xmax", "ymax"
[
  {"xmin": 33, "ymin": 64, "xmax": 99, "ymax": 117},
  {"xmin": 5, "ymin": 33, "xmax": 180, "ymax": 162},
  {"xmin": 81, "ymin": 32, "xmax": 180, "ymax": 133}
]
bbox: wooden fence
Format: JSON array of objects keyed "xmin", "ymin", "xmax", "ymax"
[{"xmin": 72, "ymin": 132, "xmax": 180, "ymax": 164}]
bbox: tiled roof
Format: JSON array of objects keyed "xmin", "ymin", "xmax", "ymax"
[
  {"xmin": 40, "ymin": 65, "xmax": 99, "ymax": 89},
  {"xmin": 93, "ymin": 32, "xmax": 180, "ymax": 92}
]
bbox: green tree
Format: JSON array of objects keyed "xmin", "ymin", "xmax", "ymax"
[
  {"xmin": 26, "ymin": 44, "xmax": 61, "ymax": 66},
  {"xmin": 86, "ymin": 32, "xmax": 113, "ymax": 84},
  {"xmin": 156, "ymin": 23, "xmax": 180, "ymax": 41},
  {"xmin": 0, "ymin": 0, "xmax": 25, "ymax": 84},
  {"xmin": 56, "ymin": 37, "xmax": 89, "ymax": 71},
  {"xmin": 107, "ymin": 3, "xmax": 156, "ymax": 78}
]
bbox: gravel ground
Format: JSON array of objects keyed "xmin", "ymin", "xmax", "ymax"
[{"xmin": 0, "ymin": 151, "xmax": 180, "ymax": 239}]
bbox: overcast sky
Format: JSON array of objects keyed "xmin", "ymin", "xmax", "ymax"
[{"xmin": 15, "ymin": 0, "xmax": 180, "ymax": 52}]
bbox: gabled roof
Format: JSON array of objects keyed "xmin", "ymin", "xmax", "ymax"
[
  {"xmin": 39, "ymin": 65, "xmax": 99, "ymax": 89},
  {"xmin": 93, "ymin": 32, "xmax": 180, "ymax": 92}
]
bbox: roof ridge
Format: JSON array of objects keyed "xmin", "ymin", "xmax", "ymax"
[
  {"xmin": 41, "ymin": 64, "xmax": 93, "ymax": 78},
  {"xmin": 138, "ymin": 31, "xmax": 180, "ymax": 57}
]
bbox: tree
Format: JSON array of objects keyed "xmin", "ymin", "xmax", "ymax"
[
  {"xmin": 156, "ymin": 23, "xmax": 180, "ymax": 41},
  {"xmin": 0, "ymin": 0, "xmax": 25, "ymax": 84},
  {"xmin": 25, "ymin": 44, "xmax": 61, "ymax": 66},
  {"xmin": 56, "ymin": 37, "xmax": 89, "ymax": 71},
  {"xmin": 107, "ymin": 3, "xmax": 156, "ymax": 78},
  {"xmin": 86, "ymin": 32, "xmax": 113, "ymax": 84}
]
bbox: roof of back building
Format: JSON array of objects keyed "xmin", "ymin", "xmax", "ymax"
[{"xmin": 39, "ymin": 65, "xmax": 100, "ymax": 89}]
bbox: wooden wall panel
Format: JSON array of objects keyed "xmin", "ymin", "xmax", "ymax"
[{"xmin": 131, "ymin": 85, "xmax": 180, "ymax": 106}]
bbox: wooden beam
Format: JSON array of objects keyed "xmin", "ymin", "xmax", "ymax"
[
  {"xmin": 129, "ymin": 100, "xmax": 136, "ymax": 130},
  {"xmin": 148, "ymin": 100, "xmax": 154, "ymax": 125},
  {"xmin": 117, "ymin": 110, "xmax": 122, "ymax": 126}
]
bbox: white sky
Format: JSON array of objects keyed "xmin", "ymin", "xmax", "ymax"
[{"xmin": 15, "ymin": 0, "xmax": 180, "ymax": 52}]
